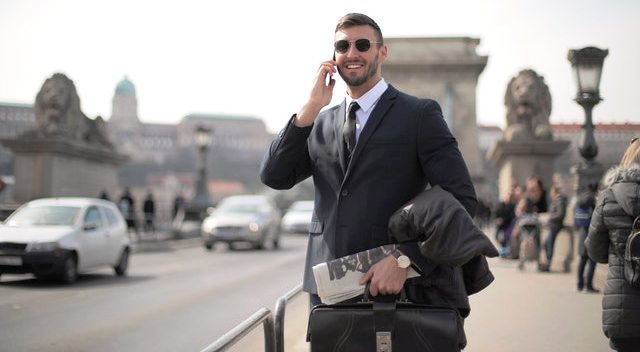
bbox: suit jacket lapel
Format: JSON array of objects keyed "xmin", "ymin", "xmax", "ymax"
[
  {"xmin": 349, "ymin": 86, "xmax": 399, "ymax": 167},
  {"xmin": 334, "ymin": 100, "xmax": 348, "ymax": 173}
]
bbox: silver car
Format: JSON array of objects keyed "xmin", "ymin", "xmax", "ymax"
[
  {"xmin": 281, "ymin": 200, "xmax": 314, "ymax": 234},
  {"xmin": 201, "ymin": 195, "xmax": 281, "ymax": 250},
  {"xmin": 0, "ymin": 197, "xmax": 131, "ymax": 284}
]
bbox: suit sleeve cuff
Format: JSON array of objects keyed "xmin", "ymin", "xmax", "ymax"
[
  {"xmin": 285, "ymin": 114, "xmax": 313, "ymax": 134},
  {"xmin": 397, "ymin": 243, "xmax": 428, "ymax": 274}
]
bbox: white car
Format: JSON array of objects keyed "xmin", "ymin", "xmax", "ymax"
[
  {"xmin": 281, "ymin": 200, "xmax": 314, "ymax": 234},
  {"xmin": 0, "ymin": 197, "xmax": 131, "ymax": 284},
  {"xmin": 201, "ymin": 195, "xmax": 281, "ymax": 250}
]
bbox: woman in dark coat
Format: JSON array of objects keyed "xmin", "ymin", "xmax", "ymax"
[{"xmin": 585, "ymin": 138, "xmax": 640, "ymax": 351}]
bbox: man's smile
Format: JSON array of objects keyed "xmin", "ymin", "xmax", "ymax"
[{"xmin": 345, "ymin": 62, "xmax": 364, "ymax": 70}]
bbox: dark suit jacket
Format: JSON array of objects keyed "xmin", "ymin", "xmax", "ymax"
[{"xmin": 260, "ymin": 85, "xmax": 477, "ymax": 294}]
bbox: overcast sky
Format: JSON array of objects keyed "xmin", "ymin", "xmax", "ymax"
[{"xmin": 1, "ymin": 0, "xmax": 638, "ymax": 133}]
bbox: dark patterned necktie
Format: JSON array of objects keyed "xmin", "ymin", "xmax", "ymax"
[{"xmin": 343, "ymin": 101, "xmax": 360, "ymax": 159}]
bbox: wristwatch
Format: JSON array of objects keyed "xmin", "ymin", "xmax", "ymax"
[{"xmin": 392, "ymin": 250, "xmax": 411, "ymax": 269}]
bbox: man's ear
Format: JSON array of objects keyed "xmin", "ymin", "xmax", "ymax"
[
  {"xmin": 378, "ymin": 44, "xmax": 389, "ymax": 66},
  {"xmin": 379, "ymin": 44, "xmax": 389, "ymax": 63}
]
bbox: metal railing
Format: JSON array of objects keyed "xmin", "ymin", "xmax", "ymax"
[
  {"xmin": 200, "ymin": 283, "xmax": 304, "ymax": 352},
  {"xmin": 274, "ymin": 284, "xmax": 304, "ymax": 352}
]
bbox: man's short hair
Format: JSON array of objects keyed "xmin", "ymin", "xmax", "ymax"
[{"xmin": 335, "ymin": 13, "xmax": 384, "ymax": 44}]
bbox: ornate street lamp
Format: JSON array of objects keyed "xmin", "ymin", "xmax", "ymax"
[
  {"xmin": 567, "ymin": 46, "xmax": 608, "ymax": 196},
  {"xmin": 192, "ymin": 125, "xmax": 213, "ymax": 212},
  {"xmin": 568, "ymin": 46, "xmax": 608, "ymax": 162}
]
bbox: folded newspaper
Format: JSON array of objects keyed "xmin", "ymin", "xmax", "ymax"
[{"xmin": 312, "ymin": 244, "xmax": 420, "ymax": 304}]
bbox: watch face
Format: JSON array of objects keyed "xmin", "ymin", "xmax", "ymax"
[{"xmin": 397, "ymin": 255, "xmax": 411, "ymax": 269}]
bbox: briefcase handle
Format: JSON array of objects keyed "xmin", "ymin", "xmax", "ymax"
[{"xmin": 362, "ymin": 281, "xmax": 408, "ymax": 303}]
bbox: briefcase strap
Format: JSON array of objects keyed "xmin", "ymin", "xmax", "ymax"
[
  {"xmin": 373, "ymin": 302, "xmax": 395, "ymax": 332},
  {"xmin": 373, "ymin": 302, "xmax": 395, "ymax": 352}
]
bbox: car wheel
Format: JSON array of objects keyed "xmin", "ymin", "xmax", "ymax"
[
  {"xmin": 60, "ymin": 254, "xmax": 78, "ymax": 284},
  {"xmin": 204, "ymin": 242, "xmax": 214, "ymax": 251},
  {"xmin": 114, "ymin": 249, "xmax": 130, "ymax": 276}
]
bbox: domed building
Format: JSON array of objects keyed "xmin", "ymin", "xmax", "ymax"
[
  {"xmin": 104, "ymin": 75, "xmax": 274, "ymax": 217},
  {"xmin": 108, "ymin": 76, "xmax": 177, "ymax": 162},
  {"xmin": 109, "ymin": 76, "xmax": 141, "ymax": 130}
]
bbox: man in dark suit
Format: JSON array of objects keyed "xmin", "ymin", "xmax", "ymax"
[{"xmin": 260, "ymin": 13, "xmax": 477, "ymax": 305}]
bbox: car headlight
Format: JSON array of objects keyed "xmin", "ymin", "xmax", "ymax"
[
  {"xmin": 26, "ymin": 241, "xmax": 60, "ymax": 252},
  {"xmin": 201, "ymin": 218, "xmax": 216, "ymax": 232}
]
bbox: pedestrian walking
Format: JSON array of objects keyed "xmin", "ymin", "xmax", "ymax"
[
  {"xmin": 540, "ymin": 185, "xmax": 568, "ymax": 272},
  {"xmin": 173, "ymin": 193, "xmax": 185, "ymax": 219},
  {"xmin": 143, "ymin": 190, "xmax": 156, "ymax": 235},
  {"xmin": 585, "ymin": 138, "xmax": 640, "ymax": 351},
  {"xmin": 493, "ymin": 190, "xmax": 517, "ymax": 257},
  {"xmin": 575, "ymin": 182, "xmax": 599, "ymax": 293},
  {"xmin": 118, "ymin": 187, "xmax": 138, "ymax": 238},
  {"xmin": 99, "ymin": 189, "xmax": 110, "ymax": 201}
]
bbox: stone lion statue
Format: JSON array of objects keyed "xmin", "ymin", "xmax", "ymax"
[
  {"xmin": 503, "ymin": 69, "xmax": 553, "ymax": 141},
  {"xmin": 32, "ymin": 73, "xmax": 112, "ymax": 147}
]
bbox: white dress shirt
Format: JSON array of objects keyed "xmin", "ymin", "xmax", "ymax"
[{"xmin": 345, "ymin": 78, "xmax": 389, "ymax": 143}]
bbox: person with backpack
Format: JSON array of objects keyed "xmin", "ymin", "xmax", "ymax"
[
  {"xmin": 585, "ymin": 138, "xmax": 640, "ymax": 351},
  {"xmin": 575, "ymin": 182, "xmax": 599, "ymax": 293}
]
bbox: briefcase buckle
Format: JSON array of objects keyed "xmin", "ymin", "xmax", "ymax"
[{"xmin": 376, "ymin": 331, "xmax": 392, "ymax": 352}]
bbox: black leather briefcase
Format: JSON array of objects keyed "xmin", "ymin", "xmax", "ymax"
[{"xmin": 306, "ymin": 291, "xmax": 462, "ymax": 352}]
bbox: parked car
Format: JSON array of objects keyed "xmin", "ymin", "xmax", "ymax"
[
  {"xmin": 0, "ymin": 197, "xmax": 131, "ymax": 284},
  {"xmin": 201, "ymin": 195, "xmax": 281, "ymax": 250},
  {"xmin": 281, "ymin": 200, "xmax": 314, "ymax": 234}
]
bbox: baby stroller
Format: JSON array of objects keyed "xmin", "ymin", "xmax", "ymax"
[{"xmin": 516, "ymin": 213, "xmax": 541, "ymax": 270}]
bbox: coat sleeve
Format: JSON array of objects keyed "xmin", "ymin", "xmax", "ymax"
[
  {"xmin": 416, "ymin": 100, "xmax": 477, "ymax": 216},
  {"xmin": 259, "ymin": 116, "xmax": 313, "ymax": 190},
  {"xmin": 462, "ymin": 255, "xmax": 495, "ymax": 296},
  {"xmin": 585, "ymin": 194, "xmax": 609, "ymax": 263}
]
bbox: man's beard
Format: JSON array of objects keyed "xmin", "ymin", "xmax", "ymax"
[{"xmin": 338, "ymin": 53, "xmax": 379, "ymax": 87}]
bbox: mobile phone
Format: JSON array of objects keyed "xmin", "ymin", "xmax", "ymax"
[{"xmin": 325, "ymin": 53, "xmax": 336, "ymax": 85}]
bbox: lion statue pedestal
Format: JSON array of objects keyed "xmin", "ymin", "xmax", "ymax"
[
  {"xmin": 1, "ymin": 73, "xmax": 128, "ymax": 202},
  {"xmin": 488, "ymin": 140, "xmax": 569, "ymax": 198}
]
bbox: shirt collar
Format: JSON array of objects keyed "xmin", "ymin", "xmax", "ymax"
[{"xmin": 345, "ymin": 78, "xmax": 388, "ymax": 113}]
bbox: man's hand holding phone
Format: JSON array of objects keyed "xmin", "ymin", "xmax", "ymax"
[{"xmin": 294, "ymin": 59, "xmax": 337, "ymax": 127}]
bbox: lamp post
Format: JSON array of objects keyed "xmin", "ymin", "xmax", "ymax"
[
  {"xmin": 192, "ymin": 125, "xmax": 213, "ymax": 214},
  {"xmin": 568, "ymin": 46, "xmax": 608, "ymax": 194}
]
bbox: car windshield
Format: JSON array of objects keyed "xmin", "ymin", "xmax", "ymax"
[
  {"xmin": 291, "ymin": 202, "xmax": 314, "ymax": 212},
  {"xmin": 5, "ymin": 205, "xmax": 80, "ymax": 226}
]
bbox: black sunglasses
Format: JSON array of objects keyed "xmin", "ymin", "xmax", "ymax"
[
  {"xmin": 632, "ymin": 137, "xmax": 639, "ymax": 145},
  {"xmin": 334, "ymin": 39, "xmax": 381, "ymax": 54}
]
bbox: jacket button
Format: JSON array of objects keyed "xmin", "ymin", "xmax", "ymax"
[{"xmin": 341, "ymin": 190, "xmax": 349, "ymax": 197}]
